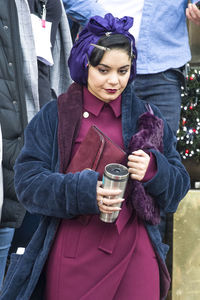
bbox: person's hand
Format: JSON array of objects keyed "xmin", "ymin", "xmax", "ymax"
[
  {"xmin": 127, "ymin": 150, "xmax": 150, "ymax": 181},
  {"xmin": 96, "ymin": 181, "xmax": 124, "ymax": 213},
  {"xmin": 186, "ymin": 3, "xmax": 200, "ymax": 26}
]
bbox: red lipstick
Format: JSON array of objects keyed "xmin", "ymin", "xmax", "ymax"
[{"xmin": 105, "ymin": 89, "xmax": 117, "ymax": 94}]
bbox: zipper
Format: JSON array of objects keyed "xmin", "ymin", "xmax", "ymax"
[{"xmin": 40, "ymin": 0, "xmax": 48, "ymax": 28}]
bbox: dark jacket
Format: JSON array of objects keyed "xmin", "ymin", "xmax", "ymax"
[
  {"xmin": 0, "ymin": 0, "xmax": 73, "ymax": 229},
  {"xmin": 0, "ymin": 0, "xmax": 27, "ymax": 228},
  {"xmin": 0, "ymin": 83, "xmax": 190, "ymax": 299}
]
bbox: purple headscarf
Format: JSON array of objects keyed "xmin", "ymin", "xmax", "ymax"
[{"xmin": 68, "ymin": 13, "xmax": 137, "ymax": 85}]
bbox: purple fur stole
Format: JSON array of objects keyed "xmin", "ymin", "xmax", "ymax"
[{"xmin": 127, "ymin": 108, "xmax": 164, "ymax": 225}]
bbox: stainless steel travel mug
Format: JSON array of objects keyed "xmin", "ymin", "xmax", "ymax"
[{"xmin": 99, "ymin": 163, "xmax": 129, "ymax": 223}]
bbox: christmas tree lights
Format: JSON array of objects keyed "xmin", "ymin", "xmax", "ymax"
[{"xmin": 177, "ymin": 65, "xmax": 200, "ymax": 162}]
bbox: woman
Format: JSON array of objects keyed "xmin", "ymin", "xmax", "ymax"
[{"xmin": 0, "ymin": 13, "xmax": 190, "ymax": 300}]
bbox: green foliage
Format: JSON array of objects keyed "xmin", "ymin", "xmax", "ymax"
[{"xmin": 177, "ymin": 65, "xmax": 200, "ymax": 162}]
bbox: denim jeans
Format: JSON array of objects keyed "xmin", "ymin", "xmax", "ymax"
[
  {"xmin": 0, "ymin": 227, "xmax": 14, "ymax": 290},
  {"xmin": 134, "ymin": 68, "xmax": 184, "ymax": 135}
]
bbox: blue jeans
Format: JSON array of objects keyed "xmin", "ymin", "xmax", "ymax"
[
  {"xmin": 134, "ymin": 68, "xmax": 184, "ymax": 279},
  {"xmin": 0, "ymin": 227, "xmax": 14, "ymax": 290},
  {"xmin": 134, "ymin": 68, "xmax": 184, "ymax": 135}
]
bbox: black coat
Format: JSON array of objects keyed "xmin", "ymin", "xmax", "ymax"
[{"xmin": 0, "ymin": 0, "xmax": 27, "ymax": 228}]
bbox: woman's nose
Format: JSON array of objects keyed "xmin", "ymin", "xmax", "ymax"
[{"xmin": 107, "ymin": 72, "xmax": 119, "ymax": 84}]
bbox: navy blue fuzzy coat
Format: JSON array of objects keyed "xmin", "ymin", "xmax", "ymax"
[{"xmin": 0, "ymin": 83, "xmax": 190, "ymax": 300}]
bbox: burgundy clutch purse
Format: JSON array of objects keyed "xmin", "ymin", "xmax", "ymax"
[{"xmin": 66, "ymin": 125, "xmax": 126, "ymax": 178}]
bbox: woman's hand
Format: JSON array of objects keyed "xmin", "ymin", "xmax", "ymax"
[
  {"xmin": 96, "ymin": 181, "xmax": 124, "ymax": 213},
  {"xmin": 127, "ymin": 149, "xmax": 150, "ymax": 181}
]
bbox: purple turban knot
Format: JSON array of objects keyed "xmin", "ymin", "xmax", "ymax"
[{"xmin": 68, "ymin": 13, "xmax": 137, "ymax": 85}]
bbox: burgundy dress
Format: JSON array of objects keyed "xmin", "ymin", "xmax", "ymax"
[{"xmin": 45, "ymin": 88, "xmax": 160, "ymax": 299}]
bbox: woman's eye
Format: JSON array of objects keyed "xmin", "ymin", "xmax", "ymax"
[
  {"xmin": 119, "ymin": 69, "xmax": 128, "ymax": 75},
  {"xmin": 98, "ymin": 68, "xmax": 108, "ymax": 74}
]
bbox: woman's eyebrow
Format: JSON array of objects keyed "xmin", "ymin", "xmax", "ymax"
[
  {"xmin": 119, "ymin": 65, "xmax": 130, "ymax": 68},
  {"xmin": 98, "ymin": 64, "xmax": 130, "ymax": 68},
  {"xmin": 98, "ymin": 63, "xmax": 110, "ymax": 68}
]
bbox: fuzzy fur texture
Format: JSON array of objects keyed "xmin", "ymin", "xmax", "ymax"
[{"xmin": 128, "ymin": 110, "xmax": 164, "ymax": 225}]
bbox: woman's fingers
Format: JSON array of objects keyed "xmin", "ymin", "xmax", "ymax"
[
  {"xmin": 96, "ymin": 181, "xmax": 124, "ymax": 212},
  {"xmin": 97, "ymin": 195, "xmax": 124, "ymax": 212},
  {"xmin": 127, "ymin": 150, "xmax": 150, "ymax": 181},
  {"xmin": 98, "ymin": 202, "xmax": 122, "ymax": 214},
  {"xmin": 102, "ymin": 197, "xmax": 124, "ymax": 206}
]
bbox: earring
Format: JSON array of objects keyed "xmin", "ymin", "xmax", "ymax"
[{"xmin": 86, "ymin": 54, "xmax": 90, "ymax": 67}]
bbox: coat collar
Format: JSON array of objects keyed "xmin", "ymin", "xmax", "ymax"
[
  {"xmin": 57, "ymin": 83, "xmax": 83, "ymax": 173},
  {"xmin": 83, "ymin": 87, "xmax": 121, "ymax": 118}
]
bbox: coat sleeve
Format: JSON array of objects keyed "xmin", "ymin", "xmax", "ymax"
[
  {"xmin": 143, "ymin": 116, "xmax": 190, "ymax": 213},
  {"xmin": 14, "ymin": 102, "xmax": 99, "ymax": 219},
  {"xmin": 62, "ymin": 0, "xmax": 107, "ymax": 26}
]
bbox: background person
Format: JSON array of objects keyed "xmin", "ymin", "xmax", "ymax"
[
  {"xmin": 0, "ymin": 0, "xmax": 72, "ymax": 291},
  {"xmin": 86, "ymin": 0, "xmax": 200, "ymax": 278},
  {"xmin": 0, "ymin": 125, "xmax": 13, "ymax": 291},
  {"xmin": 62, "ymin": 0, "xmax": 107, "ymax": 43},
  {"xmin": 0, "ymin": 124, "xmax": 3, "ymax": 223}
]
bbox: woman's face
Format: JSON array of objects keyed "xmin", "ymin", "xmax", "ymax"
[{"xmin": 87, "ymin": 49, "xmax": 131, "ymax": 103}]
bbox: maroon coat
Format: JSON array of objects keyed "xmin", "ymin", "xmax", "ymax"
[{"xmin": 44, "ymin": 84, "xmax": 160, "ymax": 299}]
